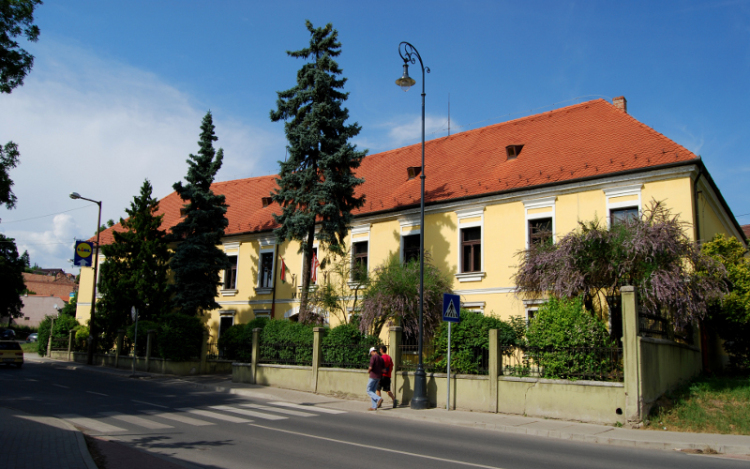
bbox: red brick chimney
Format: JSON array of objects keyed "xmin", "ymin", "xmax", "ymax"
[{"xmin": 613, "ymin": 96, "xmax": 627, "ymax": 113}]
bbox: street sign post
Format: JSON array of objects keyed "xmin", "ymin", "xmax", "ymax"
[
  {"xmin": 73, "ymin": 241, "xmax": 94, "ymax": 267},
  {"xmin": 443, "ymin": 293, "xmax": 461, "ymax": 410}
]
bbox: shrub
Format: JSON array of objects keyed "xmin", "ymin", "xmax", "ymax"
[
  {"xmin": 37, "ymin": 314, "xmax": 81, "ymax": 356},
  {"xmin": 217, "ymin": 324, "xmax": 247, "ymax": 361},
  {"xmin": 525, "ymin": 296, "xmax": 617, "ymax": 379},
  {"xmin": 321, "ymin": 323, "xmax": 380, "ymax": 368},
  {"xmin": 431, "ymin": 311, "xmax": 517, "ymax": 374},
  {"xmin": 126, "ymin": 320, "xmax": 161, "ymax": 357},
  {"xmin": 156, "ymin": 314, "xmax": 206, "ymax": 361},
  {"xmin": 74, "ymin": 326, "xmax": 89, "ymax": 351},
  {"xmin": 260, "ymin": 319, "xmax": 314, "ymax": 365}
]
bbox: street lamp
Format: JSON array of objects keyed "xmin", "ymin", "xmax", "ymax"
[
  {"xmin": 396, "ymin": 41, "xmax": 430, "ymax": 410},
  {"xmin": 70, "ymin": 191, "xmax": 102, "ymax": 366}
]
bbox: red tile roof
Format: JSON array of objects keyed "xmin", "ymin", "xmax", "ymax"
[
  {"xmin": 741, "ymin": 225, "xmax": 750, "ymax": 239},
  {"xmin": 96, "ymin": 98, "xmax": 699, "ymax": 246},
  {"xmin": 22, "ymin": 273, "xmax": 76, "ymax": 302}
]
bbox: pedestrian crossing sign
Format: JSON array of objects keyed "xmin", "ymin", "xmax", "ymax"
[{"xmin": 442, "ymin": 293, "xmax": 461, "ymax": 323}]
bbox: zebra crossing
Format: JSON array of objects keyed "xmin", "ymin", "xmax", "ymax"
[{"xmin": 57, "ymin": 401, "xmax": 346, "ymax": 434}]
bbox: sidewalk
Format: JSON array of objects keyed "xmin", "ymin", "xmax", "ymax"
[{"xmin": 34, "ymin": 355, "xmax": 750, "ymax": 458}]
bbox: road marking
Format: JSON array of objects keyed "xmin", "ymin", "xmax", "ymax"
[
  {"xmin": 141, "ymin": 410, "xmax": 215, "ymax": 426},
  {"xmin": 268, "ymin": 402, "xmax": 347, "ymax": 414},
  {"xmin": 177, "ymin": 408, "xmax": 252, "ymax": 423},
  {"xmin": 248, "ymin": 424, "xmax": 505, "ymax": 469},
  {"xmin": 132, "ymin": 399, "xmax": 168, "ymax": 408},
  {"xmin": 209, "ymin": 405, "xmax": 287, "ymax": 421},
  {"xmin": 99, "ymin": 412, "xmax": 174, "ymax": 430},
  {"xmin": 58, "ymin": 415, "xmax": 126, "ymax": 434},
  {"xmin": 53, "ymin": 384, "xmax": 69, "ymax": 389},
  {"xmin": 86, "ymin": 391, "xmax": 108, "ymax": 397},
  {"xmin": 241, "ymin": 403, "xmax": 316, "ymax": 417}
]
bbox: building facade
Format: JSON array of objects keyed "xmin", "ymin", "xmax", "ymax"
[{"xmin": 75, "ymin": 98, "xmax": 746, "ymax": 342}]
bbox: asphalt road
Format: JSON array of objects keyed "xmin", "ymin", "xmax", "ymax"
[{"xmin": 1, "ymin": 358, "xmax": 747, "ymax": 469}]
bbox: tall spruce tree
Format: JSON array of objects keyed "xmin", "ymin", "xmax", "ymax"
[
  {"xmin": 270, "ymin": 21, "xmax": 366, "ymax": 320},
  {"xmin": 98, "ymin": 179, "xmax": 171, "ymax": 343},
  {"xmin": 170, "ymin": 111, "xmax": 229, "ymax": 316}
]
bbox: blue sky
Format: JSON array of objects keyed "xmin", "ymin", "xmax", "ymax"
[{"xmin": 1, "ymin": 0, "xmax": 749, "ymax": 271}]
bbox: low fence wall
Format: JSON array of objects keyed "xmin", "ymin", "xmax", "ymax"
[
  {"xmin": 639, "ymin": 336, "xmax": 702, "ymax": 408},
  {"xmin": 48, "ymin": 350, "xmax": 232, "ymax": 376}
]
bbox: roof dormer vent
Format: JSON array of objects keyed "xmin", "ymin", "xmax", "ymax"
[
  {"xmin": 407, "ymin": 166, "xmax": 421, "ymax": 180},
  {"xmin": 261, "ymin": 196, "xmax": 273, "ymax": 207},
  {"xmin": 506, "ymin": 145, "xmax": 524, "ymax": 160},
  {"xmin": 179, "ymin": 207, "xmax": 187, "ymax": 217}
]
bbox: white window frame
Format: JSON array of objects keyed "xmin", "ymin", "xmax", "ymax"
[
  {"xmin": 94, "ymin": 252, "xmax": 104, "ymax": 299},
  {"xmin": 524, "ymin": 197, "xmax": 556, "ymax": 250},
  {"xmin": 350, "ymin": 224, "xmax": 371, "ymax": 286},
  {"xmin": 218, "ymin": 310, "xmax": 236, "ymax": 339},
  {"xmin": 461, "ymin": 301, "xmax": 485, "ymax": 315},
  {"xmin": 604, "ymin": 184, "xmax": 642, "ymax": 229},
  {"xmin": 256, "ymin": 241, "xmax": 276, "ymax": 295},
  {"xmin": 455, "ymin": 207, "xmax": 486, "ymax": 282},
  {"xmin": 399, "ymin": 215, "xmax": 421, "ymax": 263},
  {"xmin": 253, "ymin": 309, "xmax": 271, "ymax": 320},
  {"xmin": 221, "ymin": 243, "xmax": 240, "ymax": 296},
  {"xmin": 299, "ymin": 244, "xmax": 320, "ymax": 289},
  {"xmin": 523, "ymin": 299, "xmax": 545, "ymax": 326}
]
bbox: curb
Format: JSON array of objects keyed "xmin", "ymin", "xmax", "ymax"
[{"xmin": 54, "ymin": 417, "xmax": 99, "ymax": 469}]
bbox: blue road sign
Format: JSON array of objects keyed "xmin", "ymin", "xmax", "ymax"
[
  {"xmin": 442, "ymin": 293, "xmax": 461, "ymax": 323},
  {"xmin": 73, "ymin": 241, "xmax": 94, "ymax": 267}
]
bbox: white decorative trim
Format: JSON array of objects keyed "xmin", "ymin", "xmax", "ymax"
[
  {"xmin": 220, "ymin": 289, "xmax": 238, "ymax": 297},
  {"xmin": 523, "ymin": 196, "xmax": 556, "ymax": 210},
  {"xmin": 258, "ymin": 235, "xmax": 276, "ymax": 247},
  {"xmin": 455, "ymin": 272, "xmax": 486, "ymax": 282},
  {"xmin": 351, "ymin": 224, "xmax": 371, "ymax": 236},
  {"xmin": 253, "ymin": 308, "xmax": 271, "ymax": 319},
  {"xmin": 217, "ymin": 300, "xmax": 252, "ymax": 306},
  {"xmin": 257, "ymin": 246, "xmax": 277, "ymax": 290},
  {"xmin": 461, "ymin": 301, "xmax": 485, "ymax": 314},
  {"xmin": 522, "ymin": 298, "xmax": 547, "ymax": 306},
  {"xmin": 524, "ymin": 196, "xmax": 556, "ymax": 249},
  {"xmin": 248, "ymin": 299, "xmax": 300, "ymax": 305},
  {"xmin": 456, "ymin": 207, "xmax": 485, "ymax": 220},
  {"xmin": 219, "ymin": 310, "xmax": 236, "ymax": 317},
  {"xmin": 605, "ymin": 184, "xmax": 642, "ymax": 227},
  {"xmin": 399, "ymin": 214, "xmax": 420, "ymax": 229},
  {"xmin": 453, "ymin": 287, "xmax": 516, "ymax": 295},
  {"xmin": 223, "ymin": 242, "xmax": 240, "ymax": 252}
]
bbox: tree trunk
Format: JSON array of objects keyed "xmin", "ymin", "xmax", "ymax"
[{"xmin": 298, "ymin": 224, "xmax": 316, "ymax": 323}]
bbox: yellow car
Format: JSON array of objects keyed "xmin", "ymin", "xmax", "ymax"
[{"xmin": 0, "ymin": 341, "xmax": 23, "ymax": 368}]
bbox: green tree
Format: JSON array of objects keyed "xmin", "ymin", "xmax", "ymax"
[
  {"xmin": 98, "ymin": 179, "xmax": 171, "ymax": 344},
  {"xmin": 0, "ymin": 140, "xmax": 19, "ymax": 209},
  {"xmin": 359, "ymin": 254, "xmax": 453, "ymax": 338},
  {"xmin": 61, "ymin": 291, "xmax": 77, "ymax": 316},
  {"xmin": 702, "ymin": 234, "xmax": 750, "ymax": 370},
  {"xmin": 169, "ymin": 112, "xmax": 229, "ymax": 316},
  {"xmin": 270, "ymin": 21, "xmax": 366, "ymax": 322},
  {"xmin": 308, "ymin": 248, "xmax": 367, "ymax": 325},
  {"xmin": 0, "ymin": 233, "xmax": 25, "ymax": 324}
]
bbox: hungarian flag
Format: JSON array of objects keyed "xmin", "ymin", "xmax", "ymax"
[
  {"xmin": 311, "ymin": 251, "xmax": 320, "ymax": 283},
  {"xmin": 279, "ymin": 256, "xmax": 287, "ymax": 283}
]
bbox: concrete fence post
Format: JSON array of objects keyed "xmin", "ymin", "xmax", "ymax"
[
  {"xmin": 46, "ymin": 318, "xmax": 55, "ymax": 358},
  {"xmin": 251, "ymin": 328, "xmax": 261, "ymax": 385},
  {"xmin": 146, "ymin": 330, "xmax": 155, "ymax": 373},
  {"xmin": 199, "ymin": 330, "xmax": 209, "ymax": 374},
  {"xmin": 114, "ymin": 329, "xmax": 124, "ymax": 368},
  {"xmin": 622, "ymin": 286, "xmax": 643, "ymax": 422},
  {"xmin": 312, "ymin": 327, "xmax": 323, "ymax": 393},
  {"xmin": 489, "ymin": 329, "xmax": 499, "ymax": 413},
  {"xmin": 67, "ymin": 329, "xmax": 74, "ymax": 361},
  {"xmin": 389, "ymin": 326, "xmax": 402, "ymax": 405}
]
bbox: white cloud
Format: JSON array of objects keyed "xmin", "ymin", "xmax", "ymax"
[
  {"xmin": 379, "ymin": 114, "xmax": 453, "ymax": 149},
  {"xmin": 0, "ymin": 40, "xmax": 284, "ymax": 271},
  {"xmin": 4, "ymin": 214, "xmax": 79, "ymax": 270}
]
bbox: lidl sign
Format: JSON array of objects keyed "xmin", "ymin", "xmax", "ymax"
[{"xmin": 74, "ymin": 241, "xmax": 94, "ymax": 267}]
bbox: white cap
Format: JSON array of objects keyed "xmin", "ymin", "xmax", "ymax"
[{"xmin": 369, "ymin": 347, "xmax": 376, "ymax": 353}]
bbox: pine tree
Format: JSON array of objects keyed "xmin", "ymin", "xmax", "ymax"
[
  {"xmin": 98, "ymin": 179, "xmax": 171, "ymax": 342},
  {"xmin": 270, "ymin": 21, "xmax": 366, "ymax": 320},
  {"xmin": 169, "ymin": 112, "xmax": 229, "ymax": 316}
]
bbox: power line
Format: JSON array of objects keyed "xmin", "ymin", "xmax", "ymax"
[{"xmin": 0, "ymin": 204, "xmax": 96, "ymax": 225}]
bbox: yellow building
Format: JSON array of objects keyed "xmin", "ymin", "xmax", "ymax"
[{"xmin": 76, "ymin": 97, "xmax": 746, "ymax": 344}]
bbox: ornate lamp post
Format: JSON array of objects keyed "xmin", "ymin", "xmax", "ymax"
[
  {"xmin": 70, "ymin": 192, "xmax": 102, "ymax": 365},
  {"xmin": 395, "ymin": 41, "xmax": 430, "ymax": 410}
]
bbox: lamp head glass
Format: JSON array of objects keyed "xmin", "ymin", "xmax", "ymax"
[
  {"xmin": 395, "ymin": 63, "xmax": 416, "ymax": 92},
  {"xmin": 69, "ymin": 192, "xmax": 81, "ymax": 200}
]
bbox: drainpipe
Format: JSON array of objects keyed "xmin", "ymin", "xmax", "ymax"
[{"xmin": 694, "ymin": 169, "xmax": 703, "ymax": 243}]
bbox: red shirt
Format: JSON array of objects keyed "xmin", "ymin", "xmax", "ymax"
[{"xmin": 381, "ymin": 354, "xmax": 393, "ymax": 378}]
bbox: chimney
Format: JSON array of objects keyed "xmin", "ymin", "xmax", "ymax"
[{"xmin": 613, "ymin": 96, "xmax": 627, "ymax": 113}]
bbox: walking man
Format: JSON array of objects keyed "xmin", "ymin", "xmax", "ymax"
[
  {"xmin": 377, "ymin": 345, "xmax": 395, "ymax": 407},
  {"xmin": 366, "ymin": 346, "xmax": 384, "ymax": 411}
]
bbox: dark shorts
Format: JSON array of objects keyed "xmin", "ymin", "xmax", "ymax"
[{"xmin": 377, "ymin": 377, "xmax": 391, "ymax": 392}]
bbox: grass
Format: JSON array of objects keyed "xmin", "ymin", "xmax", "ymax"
[
  {"xmin": 20, "ymin": 342, "xmax": 38, "ymax": 354},
  {"xmin": 648, "ymin": 374, "xmax": 750, "ymax": 434}
]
